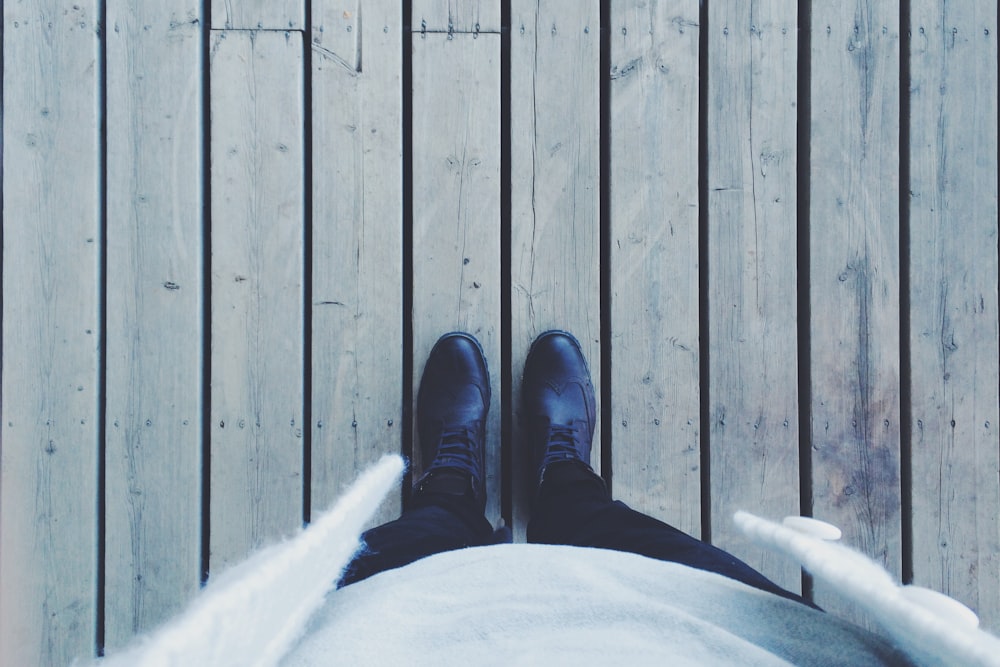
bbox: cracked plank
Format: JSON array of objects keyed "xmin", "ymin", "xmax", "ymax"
[
  {"xmin": 311, "ymin": 0, "xmax": 403, "ymax": 528},
  {"xmin": 211, "ymin": 0, "xmax": 303, "ymax": 30},
  {"xmin": 1, "ymin": 2, "xmax": 102, "ymax": 665},
  {"xmin": 413, "ymin": 0, "xmax": 501, "ymax": 33},
  {"xmin": 610, "ymin": 0, "xmax": 701, "ymax": 539},
  {"xmin": 707, "ymin": 0, "xmax": 801, "ymax": 593},
  {"xmin": 209, "ymin": 29, "xmax": 305, "ymax": 573},
  {"xmin": 311, "ymin": 0, "xmax": 362, "ymax": 72},
  {"xmin": 103, "ymin": 0, "xmax": 204, "ymax": 649},
  {"xmin": 810, "ymin": 0, "xmax": 901, "ymax": 625},
  {"xmin": 909, "ymin": 0, "xmax": 999, "ymax": 630}
]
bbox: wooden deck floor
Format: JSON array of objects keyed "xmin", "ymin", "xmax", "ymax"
[{"xmin": 2, "ymin": 0, "xmax": 998, "ymax": 664}]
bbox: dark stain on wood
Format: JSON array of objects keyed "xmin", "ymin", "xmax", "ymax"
[{"xmin": 820, "ymin": 254, "xmax": 901, "ymax": 536}]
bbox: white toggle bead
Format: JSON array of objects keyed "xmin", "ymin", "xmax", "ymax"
[
  {"xmin": 900, "ymin": 586, "xmax": 980, "ymax": 629},
  {"xmin": 781, "ymin": 516, "xmax": 843, "ymax": 541}
]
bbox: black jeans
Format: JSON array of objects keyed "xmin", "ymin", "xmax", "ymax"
[{"xmin": 340, "ymin": 465, "xmax": 811, "ymax": 607}]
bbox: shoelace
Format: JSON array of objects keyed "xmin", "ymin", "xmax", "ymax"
[
  {"xmin": 428, "ymin": 424, "xmax": 482, "ymax": 477},
  {"xmin": 540, "ymin": 422, "xmax": 584, "ymax": 468}
]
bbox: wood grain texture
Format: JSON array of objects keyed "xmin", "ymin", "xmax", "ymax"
[
  {"xmin": 310, "ymin": 0, "xmax": 404, "ymax": 526},
  {"xmin": 412, "ymin": 0, "xmax": 501, "ymax": 33},
  {"xmin": 909, "ymin": 1, "xmax": 1000, "ymax": 630},
  {"xmin": 510, "ymin": 0, "xmax": 600, "ymax": 537},
  {"xmin": 707, "ymin": 0, "xmax": 800, "ymax": 590},
  {"xmin": 211, "ymin": 0, "xmax": 303, "ymax": 30},
  {"xmin": 209, "ymin": 29, "xmax": 305, "ymax": 572},
  {"xmin": 809, "ymin": 0, "xmax": 902, "ymax": 621},
  {"xmin": 609, "ymin": 0, "xmax": 701, "ymax": 537},
  {"xmin": 411, "ymin": 32, "xmax": 502, "ymax": 525},
  {"xmin": 0, "ymin": 2, "xmax": 101, "ymax": 665},
  {"xmin": 312, "ymin": 0, "xmax": 362, "ymax": 72},
  {"xmin": 103, "ymin": 0, "xmax": 205, "ymax": 648}
]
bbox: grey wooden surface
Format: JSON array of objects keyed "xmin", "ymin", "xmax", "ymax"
[
  {"xmin": 610, "ymin": 0, "xmax": 702, "ymax": 542},
  {"xmin": 809, "ymin": 0, "xmax": 903, "ymax": 623},
  {"xmin": 1, "ymin": 2, "xmax": 102, "ymax": 665},
  {"xmin": 1, "ymin": 0, "xmax": 998, "ymax": 664},
  {"xmin": 209, "ymin": 28, "xmax": 306, "ymax": 572},
  {"xmin": 706, "ymin": 0, "xmax": 802, "ymax": 594},
  {"xmin": 414, "ymin": 0, "xmax": 501, "ymax": 33},
  {"xmin": 908, "ymin": 0, "xmax": 1000, "ymax": 629},
  {"xmin": 212, "ymin": 0, "xmax": 303, "ymax": 30},
  {"xmin": 103, "ymin": 0, "xmax": 204, "ymax": 650},
  {"xmin": 309, "ymin": 0, "xmax": 404, "ymax": 530}
]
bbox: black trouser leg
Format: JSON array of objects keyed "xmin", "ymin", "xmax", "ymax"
[
  {"xmin": 527, "ymin": 463, "xmax": 814, "ymax": 607},
  {"xmin": 339, "ymin": 490, "xmax": 494, "ymax": 587}
]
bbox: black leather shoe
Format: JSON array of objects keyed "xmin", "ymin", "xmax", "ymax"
[
  {"xmin": 415, "ymin": 332, "xmax": 490, "ymax": 508},
  {"xmin": 521, "ymin": 330, "xmax": 596, "ymax": 485}
]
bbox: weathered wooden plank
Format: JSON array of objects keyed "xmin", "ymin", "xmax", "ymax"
[
  {"xmin": 610, "ymin": 0, "xmax": 700, "ymax": 537},
  {"xmin": 310, "ymin": 0, "xmax": 403, "ymax": 526},
  {"xmin": 809, "ymin": 1, "xmax": 901, "ymax": 620},
  {"xmin": 209, "ymin": 29, "xmax": 305, "ymax": 572},
  {"xmin": 0, "ymin": 2, "xmax": 101, "ymax": 665},
  {"xmin": 909, "ymin": 1, "xmax": 1000, "ymax": 630},
  {"xmin": 211, "ymin": 0, "xmax": 303, "ymax": 30},
  {"xmin": 412, "ymin": 0, "xmax": 501, "ymax": 33},
  {"xmin": 411, "ymin": 32, "xmax": 502, "ymax": 525},
  {"xmin": 510, "ymin": 0, "xmax": 600, "ymax": 536},
  {"xmin": 103, "ymin": 0, "xmax": 205, "ymax": 648},
  {"xmin": 707, "ymin": 1, "xmax": 801, "ymax": 591},
  {"xmin": 312, "ymin": 0, "xmax": 361, "ymax": 72}
]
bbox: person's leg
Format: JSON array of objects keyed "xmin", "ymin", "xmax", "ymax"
[
  {"xmin": 520, "ymin": 331, "xmax": 812, "ymax": 607},
  {"xmin": 340, "ymin": 332, "xmax": 494, "ymax": 587},
  {"xmin": 527, "ymin": 461, "xmax": 813, "ymax": 606},
  {"xmin": 339, "ymin": 485, "xmax": 494, "ymax": 587}
]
